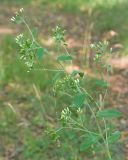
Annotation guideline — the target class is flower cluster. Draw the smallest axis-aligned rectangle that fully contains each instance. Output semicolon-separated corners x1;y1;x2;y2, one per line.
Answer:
77;107;83;114
61;107;71;121
53;25;66;45
54;75;78;93
15;34;24;46
90;41;111;62
15;33;35;69
11;8;24;23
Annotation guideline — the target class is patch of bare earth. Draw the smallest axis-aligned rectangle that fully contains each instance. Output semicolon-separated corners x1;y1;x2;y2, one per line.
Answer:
0;28;15;35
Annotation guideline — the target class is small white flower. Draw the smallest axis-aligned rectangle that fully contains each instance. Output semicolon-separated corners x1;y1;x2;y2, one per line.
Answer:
11;17;15;22
75;79;79;84
20;8;24;13
77;108;83;114
19;34;24;38
90;44;95;48
61;107;71;120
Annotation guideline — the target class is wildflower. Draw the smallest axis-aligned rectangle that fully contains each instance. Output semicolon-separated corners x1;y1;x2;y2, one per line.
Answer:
11;17;16;22
15;34;24;43
90;44;95;49
61;107;71;121
20;8;24;13
77;108;83;114
74;79;79;84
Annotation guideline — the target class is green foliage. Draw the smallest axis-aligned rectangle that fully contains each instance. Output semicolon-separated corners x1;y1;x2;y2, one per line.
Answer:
57;55;73;61
90;41;112;64
11;8;24;24
54;75;78;94
97;109;121;119
80;134;100;151
37;48;44;60
15;34;36;68
71;70;84;78
10;8;122;160
53;25;66;45
73;93;86;108
94;79;109;88
108;131;121;144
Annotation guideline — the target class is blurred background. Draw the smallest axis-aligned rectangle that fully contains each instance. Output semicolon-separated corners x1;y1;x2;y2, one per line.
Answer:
0;0;128;160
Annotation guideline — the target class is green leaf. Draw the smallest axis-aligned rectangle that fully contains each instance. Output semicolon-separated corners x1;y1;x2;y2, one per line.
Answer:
57;55;73;61
70;52;79;55
52;72;62;83
80;134;100;151
73;93;85;108
32;28;38;38
95;79;108;88
108;131;121;144
37;48;44;60
71;70;84;78
97;109;121;119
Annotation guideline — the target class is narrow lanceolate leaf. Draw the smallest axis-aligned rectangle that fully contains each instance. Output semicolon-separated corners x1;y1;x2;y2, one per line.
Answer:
37;48;44;60
71;70;84;78
32;27;38;38
80;134;100;151
95;79;108;88
57;55;73;61
97;109;121;119
73;93;85;108
52;72;62;83
108;131;121;144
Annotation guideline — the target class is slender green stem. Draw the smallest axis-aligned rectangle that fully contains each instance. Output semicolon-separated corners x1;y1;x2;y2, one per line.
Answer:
33;68;64;72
